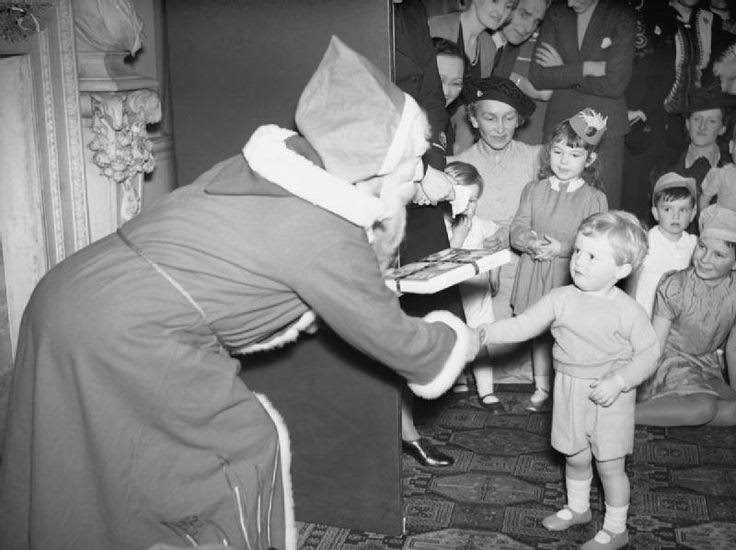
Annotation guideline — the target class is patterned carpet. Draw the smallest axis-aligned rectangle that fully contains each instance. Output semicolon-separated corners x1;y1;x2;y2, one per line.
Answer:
296;384;736;549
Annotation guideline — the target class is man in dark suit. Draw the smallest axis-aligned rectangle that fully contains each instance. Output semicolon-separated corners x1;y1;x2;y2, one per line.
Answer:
529;0;637;209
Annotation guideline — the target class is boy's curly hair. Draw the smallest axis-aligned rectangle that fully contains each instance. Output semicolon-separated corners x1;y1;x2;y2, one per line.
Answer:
577;210;649;270
538;120;603;190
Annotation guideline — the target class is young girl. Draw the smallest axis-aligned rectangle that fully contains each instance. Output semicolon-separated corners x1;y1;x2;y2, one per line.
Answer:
478;211;658;550
636;204;736;427
509;108;609;410
444;161;502;409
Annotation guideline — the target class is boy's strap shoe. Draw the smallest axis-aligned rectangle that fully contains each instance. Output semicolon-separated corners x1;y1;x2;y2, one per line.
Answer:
581;528;629;550
541;506;592;531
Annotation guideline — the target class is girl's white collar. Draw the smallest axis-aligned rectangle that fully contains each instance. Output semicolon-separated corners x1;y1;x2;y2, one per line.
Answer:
549;175;585;192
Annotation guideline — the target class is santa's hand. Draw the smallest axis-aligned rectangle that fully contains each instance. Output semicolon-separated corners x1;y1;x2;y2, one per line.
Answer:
419;166;455;204
589;373;626;407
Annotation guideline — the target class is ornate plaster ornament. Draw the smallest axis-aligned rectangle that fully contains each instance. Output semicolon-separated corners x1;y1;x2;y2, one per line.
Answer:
89;89;161;221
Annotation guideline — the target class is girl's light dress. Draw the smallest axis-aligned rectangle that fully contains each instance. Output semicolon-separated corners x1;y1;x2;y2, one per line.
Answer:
509;178;608;313
638;268;736;401
444;215;499;327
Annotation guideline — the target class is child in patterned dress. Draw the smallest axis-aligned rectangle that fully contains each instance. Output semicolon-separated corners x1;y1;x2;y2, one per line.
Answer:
478;211;659;550
637;204;736;427
509;108;609;410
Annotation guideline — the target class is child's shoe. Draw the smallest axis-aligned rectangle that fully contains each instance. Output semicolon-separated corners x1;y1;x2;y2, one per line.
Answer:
525;388;550;412
581;528;629;550
478;393;504;412
452;374;470;393
541;506;592;531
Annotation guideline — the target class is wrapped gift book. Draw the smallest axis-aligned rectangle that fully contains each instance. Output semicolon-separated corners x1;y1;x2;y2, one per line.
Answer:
384;248;512;294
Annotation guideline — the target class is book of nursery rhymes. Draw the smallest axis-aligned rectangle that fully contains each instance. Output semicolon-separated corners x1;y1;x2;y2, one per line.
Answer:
384;248;512;294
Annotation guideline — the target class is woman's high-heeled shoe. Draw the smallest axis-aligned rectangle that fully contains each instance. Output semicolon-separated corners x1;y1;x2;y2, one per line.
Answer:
402;438;454;467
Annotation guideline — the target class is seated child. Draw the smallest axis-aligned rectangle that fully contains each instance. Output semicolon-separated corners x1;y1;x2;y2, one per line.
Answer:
444;161;503;410
636;204;736;427
699;121;736;211
478;211;659;550
627;172;697;317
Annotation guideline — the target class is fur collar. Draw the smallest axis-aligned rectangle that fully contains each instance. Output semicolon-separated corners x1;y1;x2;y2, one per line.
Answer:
243;125;390;230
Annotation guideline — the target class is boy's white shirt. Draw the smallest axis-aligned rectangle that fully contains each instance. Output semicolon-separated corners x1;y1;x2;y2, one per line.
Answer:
631;225;697;317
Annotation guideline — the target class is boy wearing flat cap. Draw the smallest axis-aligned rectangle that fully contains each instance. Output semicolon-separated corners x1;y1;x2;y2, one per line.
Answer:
628;172;698;317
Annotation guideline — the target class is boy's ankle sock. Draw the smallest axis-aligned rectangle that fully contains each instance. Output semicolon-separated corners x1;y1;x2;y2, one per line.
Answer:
601;503;628;534
533;375;550;392
566;476;592;514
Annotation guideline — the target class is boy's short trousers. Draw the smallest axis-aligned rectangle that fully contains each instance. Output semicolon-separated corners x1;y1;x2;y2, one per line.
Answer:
551;372;635;461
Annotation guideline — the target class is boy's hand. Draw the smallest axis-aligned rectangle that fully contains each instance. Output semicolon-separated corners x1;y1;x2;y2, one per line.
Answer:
477;323;492;346
465;324;481;361
589;373;626;407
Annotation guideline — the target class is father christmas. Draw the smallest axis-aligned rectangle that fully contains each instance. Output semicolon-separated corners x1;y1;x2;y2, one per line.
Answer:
0;37;480;550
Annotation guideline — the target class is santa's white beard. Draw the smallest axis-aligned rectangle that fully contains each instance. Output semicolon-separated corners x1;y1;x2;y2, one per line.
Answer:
371;205;407;273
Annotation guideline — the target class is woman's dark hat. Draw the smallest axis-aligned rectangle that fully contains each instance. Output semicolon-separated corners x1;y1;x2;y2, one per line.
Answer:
465;76;535;118
676;83;736;114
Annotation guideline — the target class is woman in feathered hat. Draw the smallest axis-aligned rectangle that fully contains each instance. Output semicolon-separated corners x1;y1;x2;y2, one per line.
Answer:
451;76;543;404
0;37;480;550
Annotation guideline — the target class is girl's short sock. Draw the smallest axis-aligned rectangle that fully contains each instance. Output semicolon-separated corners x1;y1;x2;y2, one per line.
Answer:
602;502;628;534
566;476;592;514
534;375;551;393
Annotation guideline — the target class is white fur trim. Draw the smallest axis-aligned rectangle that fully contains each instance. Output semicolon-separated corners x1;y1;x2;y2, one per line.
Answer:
377;93;422;175
243;125;389;229
235;310;317;355
254;393;296;550
408;310;473;399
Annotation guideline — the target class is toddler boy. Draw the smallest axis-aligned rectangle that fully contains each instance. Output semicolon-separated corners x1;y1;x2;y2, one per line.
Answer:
628;172;697;317
478;211;659;550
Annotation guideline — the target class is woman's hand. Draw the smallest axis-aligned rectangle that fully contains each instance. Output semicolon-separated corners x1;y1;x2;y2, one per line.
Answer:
589;373;626;407
417;166;455;204
534;42;564;68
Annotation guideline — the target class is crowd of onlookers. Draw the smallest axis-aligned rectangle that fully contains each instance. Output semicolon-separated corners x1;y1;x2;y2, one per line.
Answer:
407;0;736;409
393;3;736;547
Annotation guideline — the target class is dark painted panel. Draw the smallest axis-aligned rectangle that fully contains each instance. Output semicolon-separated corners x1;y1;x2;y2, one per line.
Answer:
165;0;392;186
